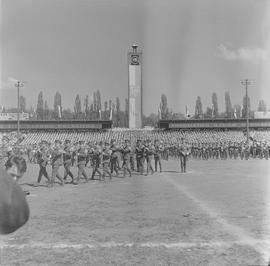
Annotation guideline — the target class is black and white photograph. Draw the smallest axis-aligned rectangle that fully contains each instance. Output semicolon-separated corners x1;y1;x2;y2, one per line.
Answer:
0;0;270;265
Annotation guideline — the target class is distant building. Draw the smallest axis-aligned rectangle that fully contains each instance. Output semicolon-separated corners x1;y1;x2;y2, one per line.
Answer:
254;111;270;119
0;113;29;121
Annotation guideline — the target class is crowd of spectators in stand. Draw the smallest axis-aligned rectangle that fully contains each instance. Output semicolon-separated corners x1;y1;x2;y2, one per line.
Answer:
1;129;270;148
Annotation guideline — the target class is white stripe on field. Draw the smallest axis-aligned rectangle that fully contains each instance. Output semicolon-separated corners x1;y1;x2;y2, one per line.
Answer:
165;176;270;263
1;240;270;250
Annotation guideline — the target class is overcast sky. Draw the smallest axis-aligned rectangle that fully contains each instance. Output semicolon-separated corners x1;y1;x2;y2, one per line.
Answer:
1;0;270;115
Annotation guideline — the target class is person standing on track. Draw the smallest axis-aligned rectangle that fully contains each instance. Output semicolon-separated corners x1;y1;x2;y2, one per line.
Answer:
178;138;190;173
154;139;163;173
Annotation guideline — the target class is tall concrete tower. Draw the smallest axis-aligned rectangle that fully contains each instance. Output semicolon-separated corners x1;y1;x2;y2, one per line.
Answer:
128;45;142;128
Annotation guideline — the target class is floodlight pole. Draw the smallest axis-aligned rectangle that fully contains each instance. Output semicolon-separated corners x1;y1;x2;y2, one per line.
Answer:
241;79;251;143
15;81;24;139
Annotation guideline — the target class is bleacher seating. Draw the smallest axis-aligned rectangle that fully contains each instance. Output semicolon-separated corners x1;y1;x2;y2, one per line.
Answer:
1;129;270;147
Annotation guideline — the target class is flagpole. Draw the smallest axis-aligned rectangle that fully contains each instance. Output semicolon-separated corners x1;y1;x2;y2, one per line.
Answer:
15;81;24;140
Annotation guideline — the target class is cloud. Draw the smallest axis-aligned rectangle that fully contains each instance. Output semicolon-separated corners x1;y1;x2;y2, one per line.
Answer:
216;44;268;62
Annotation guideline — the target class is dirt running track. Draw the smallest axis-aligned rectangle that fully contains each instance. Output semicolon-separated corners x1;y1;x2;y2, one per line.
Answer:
0;159;270;265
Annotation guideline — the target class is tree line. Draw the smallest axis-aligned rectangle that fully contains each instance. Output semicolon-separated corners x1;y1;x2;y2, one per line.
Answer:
159;92;268;120
1;90;269;127
2;90;128;127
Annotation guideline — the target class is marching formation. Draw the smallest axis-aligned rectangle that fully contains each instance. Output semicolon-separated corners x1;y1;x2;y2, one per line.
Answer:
190;140;270;160
1;129;270;189
3;137;175;188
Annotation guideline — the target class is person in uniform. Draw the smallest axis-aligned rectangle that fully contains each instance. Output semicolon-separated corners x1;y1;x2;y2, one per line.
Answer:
121;139;132;177
178;138;190;173
257;141;263;159
76;140;89;184
91;145;103;180
154;139;163;172
63;139;76;184
35;142;50;186
102;142;112;179
239;141;245;160
135;139;144;175
263;141;269;160
110;139;119;177
71;142;77;166
144;139;154;175
163;143;169;161
130;143;136;171
251;141;257;159
50;140;65;187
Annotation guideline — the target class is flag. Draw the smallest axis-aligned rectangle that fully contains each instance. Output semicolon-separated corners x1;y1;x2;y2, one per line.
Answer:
109;108;113;120
185;105;190;119
234;108;237;119
58;105;62;119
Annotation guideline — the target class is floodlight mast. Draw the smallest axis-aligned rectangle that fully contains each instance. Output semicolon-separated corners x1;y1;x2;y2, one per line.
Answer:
14;81;24;140
241;79;251;144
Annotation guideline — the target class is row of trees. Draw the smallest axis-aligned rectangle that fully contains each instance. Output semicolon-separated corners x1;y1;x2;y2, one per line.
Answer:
20;90;128;127
1;90;269;127
159;92;268;120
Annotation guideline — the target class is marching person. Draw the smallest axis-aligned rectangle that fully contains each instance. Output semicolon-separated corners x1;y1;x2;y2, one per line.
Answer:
35;142;50;186
50;139;65;187
110;139;119;177
91;145;103;180
76;140;89;184
178;138;190;173
102;142;112;179
144;139;154;176
63;139;76;184
130;144;136;171
135;139;145;175
121;139;132;177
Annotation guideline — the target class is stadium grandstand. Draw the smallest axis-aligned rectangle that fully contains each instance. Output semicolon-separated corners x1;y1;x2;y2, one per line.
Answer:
1;129;270;147
1;118;270;147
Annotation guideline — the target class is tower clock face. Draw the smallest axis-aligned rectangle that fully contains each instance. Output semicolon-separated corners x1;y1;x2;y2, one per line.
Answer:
131;55;139;65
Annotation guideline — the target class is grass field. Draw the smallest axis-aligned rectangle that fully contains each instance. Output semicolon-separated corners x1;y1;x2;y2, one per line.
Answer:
1;158;270;266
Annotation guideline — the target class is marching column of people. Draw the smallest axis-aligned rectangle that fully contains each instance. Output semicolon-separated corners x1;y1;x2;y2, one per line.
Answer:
1;138;175;188
2;132;270;189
